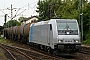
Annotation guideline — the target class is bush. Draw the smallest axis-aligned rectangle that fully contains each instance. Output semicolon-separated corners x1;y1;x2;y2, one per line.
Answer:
83;30;90;44
82;40;90;44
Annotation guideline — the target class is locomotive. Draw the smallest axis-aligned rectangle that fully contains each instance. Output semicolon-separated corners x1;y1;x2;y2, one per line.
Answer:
4;19;81;55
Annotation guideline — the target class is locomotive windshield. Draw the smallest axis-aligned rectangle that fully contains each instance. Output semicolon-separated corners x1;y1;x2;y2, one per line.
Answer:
57;23;77;30
56;20;78;35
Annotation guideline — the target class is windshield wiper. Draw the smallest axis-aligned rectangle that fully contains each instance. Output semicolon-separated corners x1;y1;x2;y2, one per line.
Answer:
63;23;73;32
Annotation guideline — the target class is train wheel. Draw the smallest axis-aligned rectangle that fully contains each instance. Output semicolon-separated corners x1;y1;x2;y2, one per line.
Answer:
38;44;41;49
47;47;52;54
44;46;47;52
53;50;57;55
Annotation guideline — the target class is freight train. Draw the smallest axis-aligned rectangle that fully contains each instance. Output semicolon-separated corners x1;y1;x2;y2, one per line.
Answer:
3;19;81;55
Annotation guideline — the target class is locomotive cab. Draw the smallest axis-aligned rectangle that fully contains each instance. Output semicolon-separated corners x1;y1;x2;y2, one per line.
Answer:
48;19;81;55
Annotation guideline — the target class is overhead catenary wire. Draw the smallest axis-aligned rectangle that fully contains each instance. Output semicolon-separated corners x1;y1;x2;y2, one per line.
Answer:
18;1;38;10
12;8;21;19
0;0;37;15
12;9;26;19
0;0;38;23
12;1;38;16
32;4;37;14
12;1;38;19
0;9;6;14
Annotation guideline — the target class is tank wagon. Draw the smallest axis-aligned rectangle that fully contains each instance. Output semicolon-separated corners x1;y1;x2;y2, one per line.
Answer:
3;19;81;55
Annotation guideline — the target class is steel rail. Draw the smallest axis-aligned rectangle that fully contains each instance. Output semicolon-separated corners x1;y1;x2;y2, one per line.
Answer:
0;45;16;60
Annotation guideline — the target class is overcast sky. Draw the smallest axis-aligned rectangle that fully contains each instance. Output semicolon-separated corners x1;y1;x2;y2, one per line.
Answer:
0;0;38;26
0;0;90;26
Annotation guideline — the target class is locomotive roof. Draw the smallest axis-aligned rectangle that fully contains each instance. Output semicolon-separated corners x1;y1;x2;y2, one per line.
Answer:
33;19;77;26
55;19;77;23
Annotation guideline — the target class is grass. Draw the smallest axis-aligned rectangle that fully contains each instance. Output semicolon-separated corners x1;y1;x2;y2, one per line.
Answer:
0;37;13;45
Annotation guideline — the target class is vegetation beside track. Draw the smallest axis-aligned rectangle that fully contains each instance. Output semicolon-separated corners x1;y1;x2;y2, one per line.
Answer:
82;40;90;45
0;37;13;45
0;37;11;60
82;30;90;45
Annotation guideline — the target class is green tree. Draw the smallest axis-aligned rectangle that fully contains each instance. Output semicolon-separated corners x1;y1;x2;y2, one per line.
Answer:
18;17;25;22
36;0;90;43
36;0;80;20
83;2;90;41
56;0;79;19
36;0;52;21
4;20;21;28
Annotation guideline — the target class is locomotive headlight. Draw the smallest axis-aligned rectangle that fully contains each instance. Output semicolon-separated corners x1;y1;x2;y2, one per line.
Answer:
74;40;79;42
66;32;70;34
76;40;79;42
58;40;63;43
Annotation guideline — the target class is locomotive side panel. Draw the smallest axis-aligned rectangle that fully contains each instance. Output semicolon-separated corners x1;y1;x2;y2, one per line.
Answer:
29;24;53;47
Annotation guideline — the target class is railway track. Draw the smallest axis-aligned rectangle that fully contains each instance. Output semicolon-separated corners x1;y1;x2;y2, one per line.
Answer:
80;45;90;55
0;43;32;60
76;45;90;60
0;44;16;60
1;40;88;60
10;41;80;60
0;43;65;60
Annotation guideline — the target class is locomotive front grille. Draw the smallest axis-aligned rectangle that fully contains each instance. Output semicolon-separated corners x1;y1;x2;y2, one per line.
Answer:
54;44;81;52
65;40;72;42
